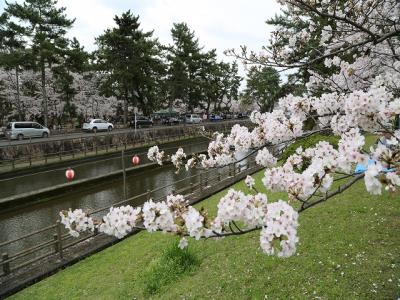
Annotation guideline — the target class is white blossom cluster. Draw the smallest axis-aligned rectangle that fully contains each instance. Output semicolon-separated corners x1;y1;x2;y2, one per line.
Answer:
142;200;177;233
263;136;354;200
99;206;141;239
182;206;213;240
337;128;367;173
255;148;277;168
215;189;268;228
60;209;94;238
171;148;186;171
202;133;235;167
60;190;301;257
260;200;299;257
227;124;253;152
147;146;165;165
245;175;255;189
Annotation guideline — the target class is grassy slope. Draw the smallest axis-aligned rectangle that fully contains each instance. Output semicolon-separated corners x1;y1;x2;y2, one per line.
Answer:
11;134;400;299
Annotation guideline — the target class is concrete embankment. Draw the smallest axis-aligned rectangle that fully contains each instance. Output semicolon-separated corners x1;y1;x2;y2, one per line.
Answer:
0;161;160;210
0;148;207;210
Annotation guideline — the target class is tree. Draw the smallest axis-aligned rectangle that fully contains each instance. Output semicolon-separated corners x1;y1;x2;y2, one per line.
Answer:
201;55;241;114
167;24;241;114
0;11;32;120
0;76;12;123
167;23;204;112
5;0;74;126
95;11;165;124
243;66;281;112
52;38;89;124
62;1;400;260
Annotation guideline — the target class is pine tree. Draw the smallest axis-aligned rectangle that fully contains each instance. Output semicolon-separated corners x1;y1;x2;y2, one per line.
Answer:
243;66;281;113
0;11;31;120
200;51;241;114
5;0;74;126
167;23;204;112
95;11;165;125
52;38;89;125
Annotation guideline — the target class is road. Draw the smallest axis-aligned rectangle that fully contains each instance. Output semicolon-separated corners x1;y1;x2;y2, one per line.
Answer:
0;119;245;147
0;127;138;147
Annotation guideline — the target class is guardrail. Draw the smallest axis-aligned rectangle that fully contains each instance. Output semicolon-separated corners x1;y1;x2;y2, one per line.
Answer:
32;119;241;136
0;155;260;281
0;120;251;173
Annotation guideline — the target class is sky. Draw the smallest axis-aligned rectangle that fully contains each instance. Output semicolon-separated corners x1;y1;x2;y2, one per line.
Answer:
1;0;283;77
54;0;280;58
54;0;283;56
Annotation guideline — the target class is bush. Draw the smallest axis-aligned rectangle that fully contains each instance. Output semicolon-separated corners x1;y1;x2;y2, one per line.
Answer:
142;240;201;295
280;133;340;163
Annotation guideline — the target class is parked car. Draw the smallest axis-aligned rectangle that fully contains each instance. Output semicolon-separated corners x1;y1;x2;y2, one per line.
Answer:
82;119;113;133
162;116;180;126
209;114;223;121
185;114;202;124
221;113;233;119
5;121;50;140
129;116;153;128
237;112;248;119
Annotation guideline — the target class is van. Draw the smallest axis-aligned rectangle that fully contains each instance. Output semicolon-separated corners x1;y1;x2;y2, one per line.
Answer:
5;122;50;140
185;114;202;124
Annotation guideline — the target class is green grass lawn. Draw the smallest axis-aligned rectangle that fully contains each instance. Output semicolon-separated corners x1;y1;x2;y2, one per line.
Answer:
10;133;400;299
10;173;400;299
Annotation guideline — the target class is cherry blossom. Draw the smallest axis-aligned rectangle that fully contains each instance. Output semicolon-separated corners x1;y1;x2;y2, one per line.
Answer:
98;206;141;239
60;209;94;238
62;0;400;258
171;147;186;171
147;146;165;165
245;175;255;189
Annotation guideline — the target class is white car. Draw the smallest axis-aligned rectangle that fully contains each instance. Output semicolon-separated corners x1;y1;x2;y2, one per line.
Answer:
185;114;202;124
82;119;113;133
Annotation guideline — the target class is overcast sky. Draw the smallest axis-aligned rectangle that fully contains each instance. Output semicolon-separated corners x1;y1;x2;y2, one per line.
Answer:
53;0;282;56
1;0;283;77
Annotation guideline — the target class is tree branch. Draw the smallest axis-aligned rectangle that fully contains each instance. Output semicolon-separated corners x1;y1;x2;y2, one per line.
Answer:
298;174;365;212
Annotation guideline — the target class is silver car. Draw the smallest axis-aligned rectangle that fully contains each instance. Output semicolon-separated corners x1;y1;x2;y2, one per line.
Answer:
185;114;202;124
5;122;50;140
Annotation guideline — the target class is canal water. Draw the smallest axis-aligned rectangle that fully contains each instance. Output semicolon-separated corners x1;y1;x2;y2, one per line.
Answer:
0;137;215;260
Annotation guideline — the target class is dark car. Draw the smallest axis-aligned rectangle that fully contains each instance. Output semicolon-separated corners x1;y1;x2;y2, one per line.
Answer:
221;113;233;119
162;116;180;126
237;112;248;119
209;114;223;121
129;116;153;128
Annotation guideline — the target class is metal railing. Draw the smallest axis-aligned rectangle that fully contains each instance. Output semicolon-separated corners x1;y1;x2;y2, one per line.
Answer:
0;155;260;278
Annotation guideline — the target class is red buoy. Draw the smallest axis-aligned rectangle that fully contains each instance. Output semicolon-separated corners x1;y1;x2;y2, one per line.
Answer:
65;168;75;181
132;155;140;166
